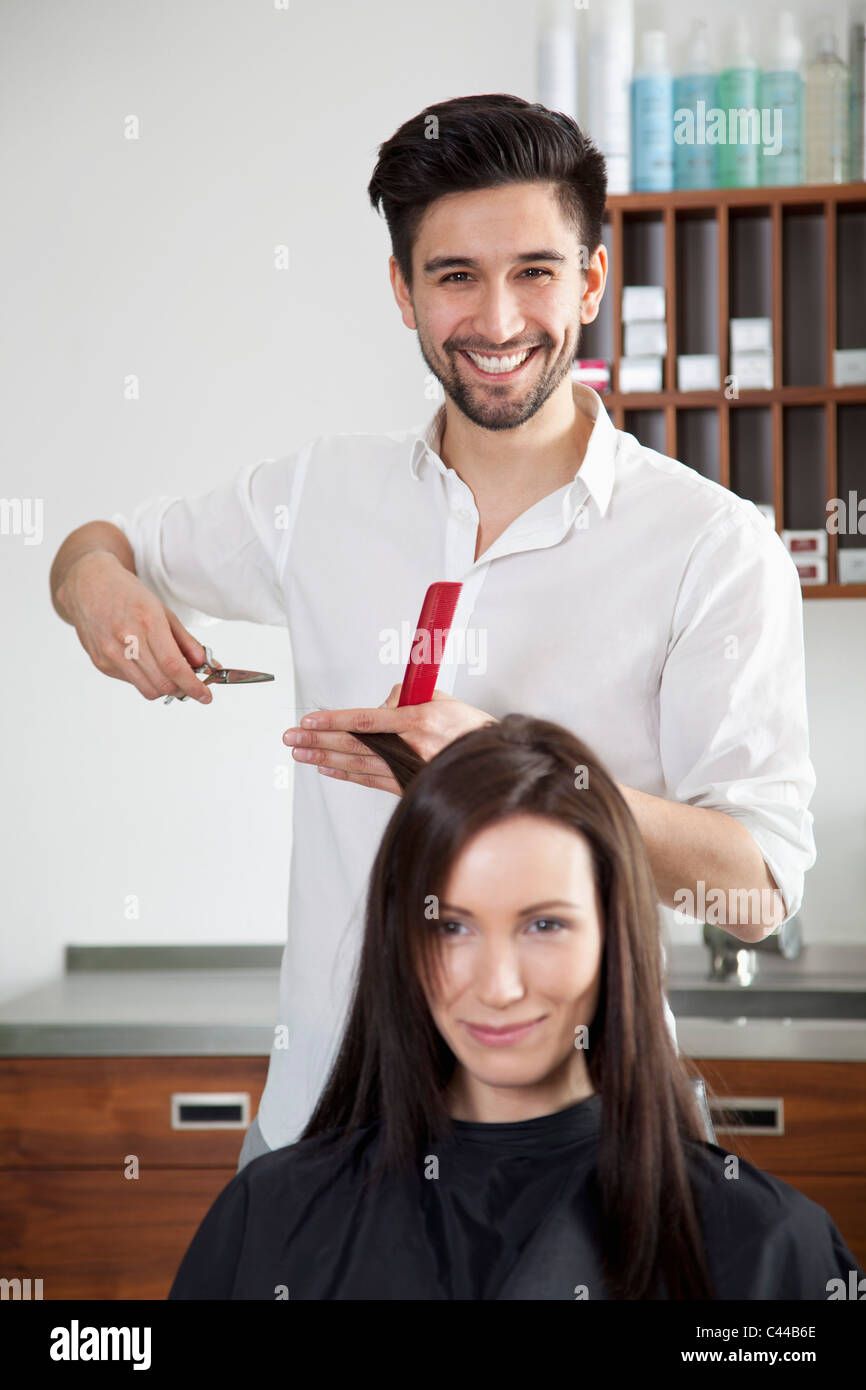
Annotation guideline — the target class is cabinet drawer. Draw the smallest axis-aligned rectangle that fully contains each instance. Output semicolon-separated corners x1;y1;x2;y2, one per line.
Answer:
694;1058;866;1174
0;1167;232;1299
0;1057;268;1167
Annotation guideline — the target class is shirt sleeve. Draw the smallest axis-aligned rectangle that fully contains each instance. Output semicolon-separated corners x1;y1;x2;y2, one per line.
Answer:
658;512;816;926
111;449;311;631
168;1171;250;1300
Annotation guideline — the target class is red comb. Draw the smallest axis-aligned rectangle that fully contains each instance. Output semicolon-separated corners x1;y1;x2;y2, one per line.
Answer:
397;582;463;706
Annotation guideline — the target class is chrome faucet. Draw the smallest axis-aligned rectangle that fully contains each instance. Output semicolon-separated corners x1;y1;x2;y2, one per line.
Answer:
703;914;803;982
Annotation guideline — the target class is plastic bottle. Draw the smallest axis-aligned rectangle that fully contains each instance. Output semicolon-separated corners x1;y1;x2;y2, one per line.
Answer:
717;17;760;187
805;25;850;183
673;20;718;189
536;0;579;122
760;11;804;185
632;30;673;191
587;0;634;194
851;21;866;181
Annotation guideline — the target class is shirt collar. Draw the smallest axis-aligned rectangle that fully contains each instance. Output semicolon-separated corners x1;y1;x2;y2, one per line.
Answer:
409;381;615;520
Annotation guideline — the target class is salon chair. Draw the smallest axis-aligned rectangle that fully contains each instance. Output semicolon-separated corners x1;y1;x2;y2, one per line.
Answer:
691;1076;716;1143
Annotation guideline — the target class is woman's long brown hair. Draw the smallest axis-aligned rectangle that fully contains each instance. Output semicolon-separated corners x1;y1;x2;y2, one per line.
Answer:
300;714;716;1299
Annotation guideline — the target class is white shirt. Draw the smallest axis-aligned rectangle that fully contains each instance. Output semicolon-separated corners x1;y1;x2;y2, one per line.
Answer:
113;381;816;1149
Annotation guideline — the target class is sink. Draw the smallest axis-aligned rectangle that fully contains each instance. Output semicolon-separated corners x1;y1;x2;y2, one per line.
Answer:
668;988;866;1020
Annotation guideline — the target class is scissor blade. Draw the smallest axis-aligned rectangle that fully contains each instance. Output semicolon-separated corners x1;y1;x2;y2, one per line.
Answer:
216;669;274;685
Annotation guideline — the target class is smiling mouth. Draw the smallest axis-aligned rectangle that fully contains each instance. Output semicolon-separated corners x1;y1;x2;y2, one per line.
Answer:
459;345;542;380
461;1015;546;1045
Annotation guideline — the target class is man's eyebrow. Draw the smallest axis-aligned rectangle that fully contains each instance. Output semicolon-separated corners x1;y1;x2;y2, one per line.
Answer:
422;250;567;274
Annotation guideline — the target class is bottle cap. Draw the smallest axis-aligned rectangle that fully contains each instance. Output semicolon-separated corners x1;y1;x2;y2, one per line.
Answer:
777;11;803;69
641;29;668;71
728;15;755;67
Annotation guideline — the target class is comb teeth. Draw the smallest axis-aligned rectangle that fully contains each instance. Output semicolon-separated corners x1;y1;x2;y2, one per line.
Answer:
425;582;461;629
398;581;463;707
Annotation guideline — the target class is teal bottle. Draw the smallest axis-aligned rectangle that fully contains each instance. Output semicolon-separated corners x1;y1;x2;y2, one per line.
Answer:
632;29;673;191
760;11;804;185
673;20;718;188
718;16;760;187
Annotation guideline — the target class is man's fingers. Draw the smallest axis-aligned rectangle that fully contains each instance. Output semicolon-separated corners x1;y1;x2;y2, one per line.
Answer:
318;765;401;795
291;744;390;775
100;647;164;701
145;622;213;703
166;610;209;669
301;704;414;735
286;728;398;756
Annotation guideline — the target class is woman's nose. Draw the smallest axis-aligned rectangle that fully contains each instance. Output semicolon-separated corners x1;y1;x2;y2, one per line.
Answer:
472;944;526;1007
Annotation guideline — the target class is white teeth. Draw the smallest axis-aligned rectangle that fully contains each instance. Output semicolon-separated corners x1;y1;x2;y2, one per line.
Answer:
465;348;533;374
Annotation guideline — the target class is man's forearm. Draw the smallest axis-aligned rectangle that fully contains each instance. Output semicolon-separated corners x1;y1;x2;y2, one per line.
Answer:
50;521;136;623
617;783;786;942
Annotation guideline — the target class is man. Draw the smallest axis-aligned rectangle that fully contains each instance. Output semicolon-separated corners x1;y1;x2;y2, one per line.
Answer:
50;94;815;1170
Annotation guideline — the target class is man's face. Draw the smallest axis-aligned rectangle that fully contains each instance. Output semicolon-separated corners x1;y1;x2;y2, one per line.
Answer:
390;181;605;432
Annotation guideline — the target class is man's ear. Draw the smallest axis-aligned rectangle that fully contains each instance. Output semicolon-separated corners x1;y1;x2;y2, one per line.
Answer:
580;243;607;326
389;255;418;331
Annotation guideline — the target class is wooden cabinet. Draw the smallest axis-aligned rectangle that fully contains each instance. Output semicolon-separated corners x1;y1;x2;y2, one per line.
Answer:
1;1055;862;1297
694;1057;866;1267
0;1057;268;1299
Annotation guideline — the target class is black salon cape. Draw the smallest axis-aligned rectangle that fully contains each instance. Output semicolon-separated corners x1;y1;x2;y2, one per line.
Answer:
169;1095;862;1300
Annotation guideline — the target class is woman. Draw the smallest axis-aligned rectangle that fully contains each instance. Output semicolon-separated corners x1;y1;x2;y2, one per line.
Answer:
170;715;862;1299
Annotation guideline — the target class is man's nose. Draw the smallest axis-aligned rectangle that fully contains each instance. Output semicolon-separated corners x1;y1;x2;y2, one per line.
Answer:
470;285;526;347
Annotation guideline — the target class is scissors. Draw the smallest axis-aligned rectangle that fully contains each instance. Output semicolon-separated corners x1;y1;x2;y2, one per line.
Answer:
164;646;274;703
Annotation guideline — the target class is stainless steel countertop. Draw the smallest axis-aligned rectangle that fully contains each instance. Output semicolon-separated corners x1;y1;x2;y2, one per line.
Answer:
0;943;864;1061
0;946;283;1057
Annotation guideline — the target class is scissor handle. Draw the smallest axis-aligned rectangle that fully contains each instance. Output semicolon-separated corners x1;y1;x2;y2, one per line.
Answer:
164;646;222;703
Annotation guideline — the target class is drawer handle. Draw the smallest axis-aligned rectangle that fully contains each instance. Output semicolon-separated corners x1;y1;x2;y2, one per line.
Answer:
170;1092;251;1130
710;1096;784;1136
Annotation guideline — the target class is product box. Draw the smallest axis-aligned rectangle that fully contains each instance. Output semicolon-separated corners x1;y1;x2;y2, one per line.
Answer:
677;354;720;391
573;359;611;392
618;355;663;393
833;349;866;386
622;285;666;323
782;529;828;557
730;350;774;390
730;317;773;353
838;549;866;584
793;556;828;585
624;320;667;356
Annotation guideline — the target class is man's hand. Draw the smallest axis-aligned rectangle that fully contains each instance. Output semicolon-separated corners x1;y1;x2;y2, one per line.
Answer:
56;551;215;703
282;686;497;795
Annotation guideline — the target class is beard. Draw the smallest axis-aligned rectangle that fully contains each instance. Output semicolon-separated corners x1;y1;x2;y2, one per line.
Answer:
415;316;582;432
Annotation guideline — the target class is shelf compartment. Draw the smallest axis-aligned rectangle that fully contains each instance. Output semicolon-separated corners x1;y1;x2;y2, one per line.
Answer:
782;406;827;530
782;205;827;386
675;210;718;358
623;409;666;455
730;407;774;508
676;408;720;483
836;202;866;354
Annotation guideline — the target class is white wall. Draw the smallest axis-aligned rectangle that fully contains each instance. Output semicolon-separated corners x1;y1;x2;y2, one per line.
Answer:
1;0;863;1006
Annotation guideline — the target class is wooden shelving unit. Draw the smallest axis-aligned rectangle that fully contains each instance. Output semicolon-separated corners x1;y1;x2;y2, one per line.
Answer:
581;183;866;598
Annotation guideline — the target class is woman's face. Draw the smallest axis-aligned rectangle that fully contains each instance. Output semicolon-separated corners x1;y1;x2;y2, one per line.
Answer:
421;813;603;1122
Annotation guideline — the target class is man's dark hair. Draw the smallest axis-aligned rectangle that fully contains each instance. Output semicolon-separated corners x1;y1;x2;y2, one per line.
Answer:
367;93;607;292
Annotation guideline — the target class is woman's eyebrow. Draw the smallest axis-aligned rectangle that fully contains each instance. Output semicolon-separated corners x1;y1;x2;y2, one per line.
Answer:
437;898;582;917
